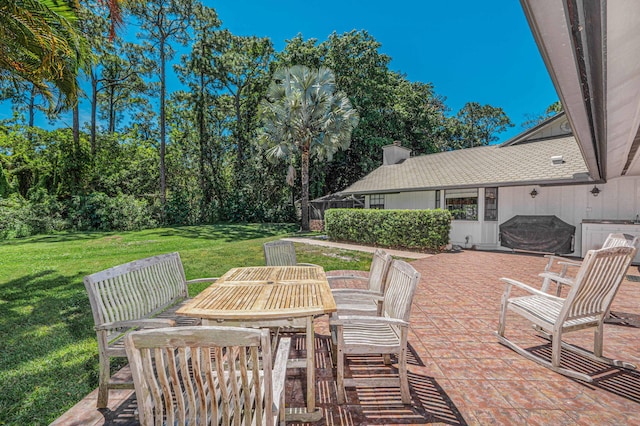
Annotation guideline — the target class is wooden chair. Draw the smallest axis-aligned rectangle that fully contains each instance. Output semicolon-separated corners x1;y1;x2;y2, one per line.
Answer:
263;240;315;266
540;233;639;295
330;260;421;404
497;245;637;382
124;326;291;426
84;252;218;408
328;249;393;315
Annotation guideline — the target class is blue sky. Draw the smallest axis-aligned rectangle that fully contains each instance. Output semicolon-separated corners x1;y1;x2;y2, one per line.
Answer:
211;0;559;142
3;1;559;144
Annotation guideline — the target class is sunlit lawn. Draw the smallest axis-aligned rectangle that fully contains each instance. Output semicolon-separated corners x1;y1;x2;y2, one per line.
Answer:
0;224;373;425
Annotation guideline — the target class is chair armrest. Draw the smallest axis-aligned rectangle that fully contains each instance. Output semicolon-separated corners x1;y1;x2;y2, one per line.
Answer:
95;318;175;331
543;254;575;262
271;337;291;413
297;262;321;267
186;277;218;284
543;254;582;271
331;288;382;297
330;315;408;328
500;278;565;301
327;275;368;283
557;261;581;268
538;272;575;287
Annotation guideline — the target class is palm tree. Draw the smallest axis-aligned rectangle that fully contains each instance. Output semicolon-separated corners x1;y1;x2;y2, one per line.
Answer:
260;65;359;231
0;0;85;107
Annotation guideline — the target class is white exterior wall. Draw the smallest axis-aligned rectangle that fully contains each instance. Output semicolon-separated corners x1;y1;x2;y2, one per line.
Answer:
363;175;640;257
448;188;499;250
497;175;640;256
365;191;435;209
385;191;435;209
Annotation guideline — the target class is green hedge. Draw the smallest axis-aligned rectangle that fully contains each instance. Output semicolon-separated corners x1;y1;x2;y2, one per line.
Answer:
324;208;452;252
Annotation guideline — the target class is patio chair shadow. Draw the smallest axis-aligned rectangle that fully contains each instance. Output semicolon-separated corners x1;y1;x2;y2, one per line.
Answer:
75;334;467;426
529;342;640;404
286;335;466;425
606;311;640;328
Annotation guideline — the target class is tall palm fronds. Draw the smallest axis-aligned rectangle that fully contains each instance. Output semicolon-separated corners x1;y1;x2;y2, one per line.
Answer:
0;0;86;108
260;65;359;230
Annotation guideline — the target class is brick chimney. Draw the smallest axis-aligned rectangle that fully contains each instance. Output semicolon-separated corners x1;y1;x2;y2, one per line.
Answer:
382;141;411;165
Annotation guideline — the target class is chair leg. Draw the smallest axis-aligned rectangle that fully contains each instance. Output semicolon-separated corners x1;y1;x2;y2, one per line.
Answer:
497;302;508;337
336;347;346;404
398;348;410;404
551;331;562;368
594;321;604;358
97;356;110;408
330;324;338;367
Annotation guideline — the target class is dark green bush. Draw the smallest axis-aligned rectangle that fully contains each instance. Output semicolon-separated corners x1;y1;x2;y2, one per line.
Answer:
66;192;157;231
324;208;452;251
0;190;66;239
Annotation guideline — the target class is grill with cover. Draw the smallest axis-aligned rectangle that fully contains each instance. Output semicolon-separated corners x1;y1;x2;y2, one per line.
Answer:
499;215;575;254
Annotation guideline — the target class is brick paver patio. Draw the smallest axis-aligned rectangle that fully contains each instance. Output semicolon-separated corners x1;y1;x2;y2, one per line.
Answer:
52;249;640;425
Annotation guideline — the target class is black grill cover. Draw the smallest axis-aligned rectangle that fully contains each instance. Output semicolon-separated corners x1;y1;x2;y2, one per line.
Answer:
499;215;575;254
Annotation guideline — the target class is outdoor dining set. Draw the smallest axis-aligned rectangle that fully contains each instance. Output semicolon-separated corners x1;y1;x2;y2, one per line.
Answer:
83;235;639;425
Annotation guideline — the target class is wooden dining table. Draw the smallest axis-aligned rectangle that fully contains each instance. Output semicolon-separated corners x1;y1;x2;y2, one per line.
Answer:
176;265;336;422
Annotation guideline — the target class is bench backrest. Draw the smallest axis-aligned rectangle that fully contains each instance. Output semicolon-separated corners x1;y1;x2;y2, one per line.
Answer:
84;252;188;333
125;326;277;426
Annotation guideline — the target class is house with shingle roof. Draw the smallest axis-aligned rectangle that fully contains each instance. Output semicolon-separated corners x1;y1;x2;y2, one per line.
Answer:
340;112;640;261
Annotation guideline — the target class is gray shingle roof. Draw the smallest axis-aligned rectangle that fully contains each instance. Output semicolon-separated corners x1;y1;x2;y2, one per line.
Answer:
342;136;589;194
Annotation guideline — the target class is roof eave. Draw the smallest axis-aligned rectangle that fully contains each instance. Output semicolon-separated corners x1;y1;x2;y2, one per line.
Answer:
519;0;604;181
341;177;592;195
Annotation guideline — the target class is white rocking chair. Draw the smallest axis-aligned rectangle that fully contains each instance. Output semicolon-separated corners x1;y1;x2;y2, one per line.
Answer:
540;233;639;296
497;245;637;382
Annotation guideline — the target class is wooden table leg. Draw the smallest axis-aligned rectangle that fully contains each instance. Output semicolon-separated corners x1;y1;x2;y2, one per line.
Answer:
284;316;323;422
306;316;315;412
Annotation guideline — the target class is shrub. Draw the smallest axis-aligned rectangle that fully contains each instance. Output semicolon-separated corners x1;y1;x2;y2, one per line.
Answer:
0;191;66;239
67;192;157;231
324;208;452;252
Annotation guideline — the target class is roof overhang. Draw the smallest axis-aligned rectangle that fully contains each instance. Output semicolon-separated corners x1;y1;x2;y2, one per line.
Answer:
520;0;640;180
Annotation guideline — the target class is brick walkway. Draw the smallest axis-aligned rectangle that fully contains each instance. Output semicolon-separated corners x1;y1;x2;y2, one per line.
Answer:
52;249;640;425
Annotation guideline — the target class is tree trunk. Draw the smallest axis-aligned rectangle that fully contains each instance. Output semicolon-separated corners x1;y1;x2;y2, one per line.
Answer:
234;91;244;169
27;85;35;142
301;147;310;231
159;38;167;218
197;72;213;222
28;86;35;128
72;104;81;192
108;83;116;134
90;69;98;156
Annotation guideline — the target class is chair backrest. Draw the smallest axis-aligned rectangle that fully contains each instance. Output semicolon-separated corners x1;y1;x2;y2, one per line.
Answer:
367;249;393;293
264;240;298;266
561;245;637;323
84;252;188;334
381;260;421;322
125;326;275;426
602;233;640;249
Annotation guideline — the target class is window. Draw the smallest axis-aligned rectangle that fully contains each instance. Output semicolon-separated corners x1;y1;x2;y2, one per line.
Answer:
369;194;385;209
484;187;498;221
445;189;478;220
435;190;441;209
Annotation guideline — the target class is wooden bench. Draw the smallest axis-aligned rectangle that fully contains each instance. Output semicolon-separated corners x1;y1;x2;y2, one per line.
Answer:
84;252;217;408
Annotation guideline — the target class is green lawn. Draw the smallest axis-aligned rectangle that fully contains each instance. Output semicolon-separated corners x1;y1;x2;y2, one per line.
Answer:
0;224;373;425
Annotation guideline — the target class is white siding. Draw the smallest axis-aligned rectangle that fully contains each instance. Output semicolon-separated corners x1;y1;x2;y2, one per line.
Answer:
362;176;640;257
498;175;640;255
380;191;435;209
